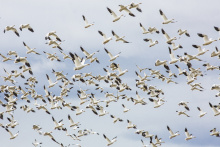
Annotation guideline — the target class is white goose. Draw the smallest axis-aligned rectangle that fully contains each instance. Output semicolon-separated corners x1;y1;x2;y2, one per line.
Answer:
168;47;178;64
211;47;220;57
98;30;112;44
103;134;117;146
112;30;130;43
107;7;124;22
178;29;190;37
128;2;142;12
5;128;19;139
210;128;220;137
167;126;180;139
4;25;19;37
80;46;99;59
0;53;13;62
75;106;85;115
169;42;183;51
23;42;41;55
197;33;217;46
32;139;42;147
82;15;94;28
104;48;121;61
127;119;137;129
143;38;158;47
52;116;64;130
139;23;150;34
119;5;135;17
214;26;220;40
122;104;130;113
149;98;164;108
19;24;34;32
209;102;220;116
45;31;61;41
112;63;128;76
185;128;196;140
161;28;177;44
159;9;176;24
197;107;207;117
69;52;90;70
46;74;58;88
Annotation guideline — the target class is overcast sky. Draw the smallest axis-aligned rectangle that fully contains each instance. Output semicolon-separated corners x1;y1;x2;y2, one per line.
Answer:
0;0;220;147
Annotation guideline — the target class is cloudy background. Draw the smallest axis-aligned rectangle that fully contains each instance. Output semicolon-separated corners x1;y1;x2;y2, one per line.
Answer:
0;0;220;146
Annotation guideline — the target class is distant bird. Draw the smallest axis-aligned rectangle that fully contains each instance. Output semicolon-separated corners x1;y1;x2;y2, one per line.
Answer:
185;128;196;140
45;31;61;41
107;7;124;22
197;33;217;46
178;101;190;111
103;134;117;146
210;128;220;137
197;107;207;117
112;30;130;43
177;29;190;37
46;74;58;88
32;139;42;147
159;9;176;24
5;128;19;139
161;28;177;44
192;44;209;56
149;98;164;108
168;47;178;64
209;102;220;116
4;25;19;37
176;110;190;117
139;23;150;34
82;15;94;28
69;52;90;70
214;26;220;40
127;119;137;129
118;5;135;17
19;24;34;32
98;31;112;44
104;48;121;61
167;125;180;139
122;104;130;113
23;42;40;55
143;38;158;47
169;42;183;51
0;53;13;62
211;47;220;57
128;2;142;12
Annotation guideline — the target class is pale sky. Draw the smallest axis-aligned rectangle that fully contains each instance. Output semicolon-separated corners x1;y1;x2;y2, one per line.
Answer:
0;0;220;147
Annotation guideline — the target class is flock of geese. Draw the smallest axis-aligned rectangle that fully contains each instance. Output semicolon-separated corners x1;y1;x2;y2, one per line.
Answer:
1;1;220;147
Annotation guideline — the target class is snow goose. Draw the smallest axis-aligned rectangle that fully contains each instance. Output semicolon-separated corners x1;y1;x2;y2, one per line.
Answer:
104;48;121;61
209;102;220;116
128;2;142;12
149;98;164;108
167;126;180;139
127;119;137;129
46;74;58;88
107;7;124;22
161;29;177;44
23;42;40;55
97;105;109;116
112;30;130;43
169;42;182;51
155;59;167;67
110;114;123;123
168;47;179;64
176;110;190;117
119;5;135;17
184;52;202;61
203;63;219;71
45;31;61;41
0;53;13;62
32;139;42;147
155;135;165;145
5;128;19;139
80;46;99;60
159;9;176;24
210;128;220;137
185;128;196;140
98;30;112;44
4;25;19;37
211;47;220;57
197;107;207;117
45;40;63;50
103;134;117;146
140;139;148;147
136;65;147;73
112;63;128;76
148;27;160;34
43;131;59;144
75;106;85;115
19;24;34;32
192;44;209;56
142;131;154;138
69;52;90;70
197;33;217;46
177;29;190;37
214;26;220;40
52;116;64;130
178;101;190;111
143;38;158;47
19;65;33;75
122;104;130;113
60;51;71;60
139;23;149;34
14;56;31;67
134;91;147;105
7;51;18;57
82;15;94;28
